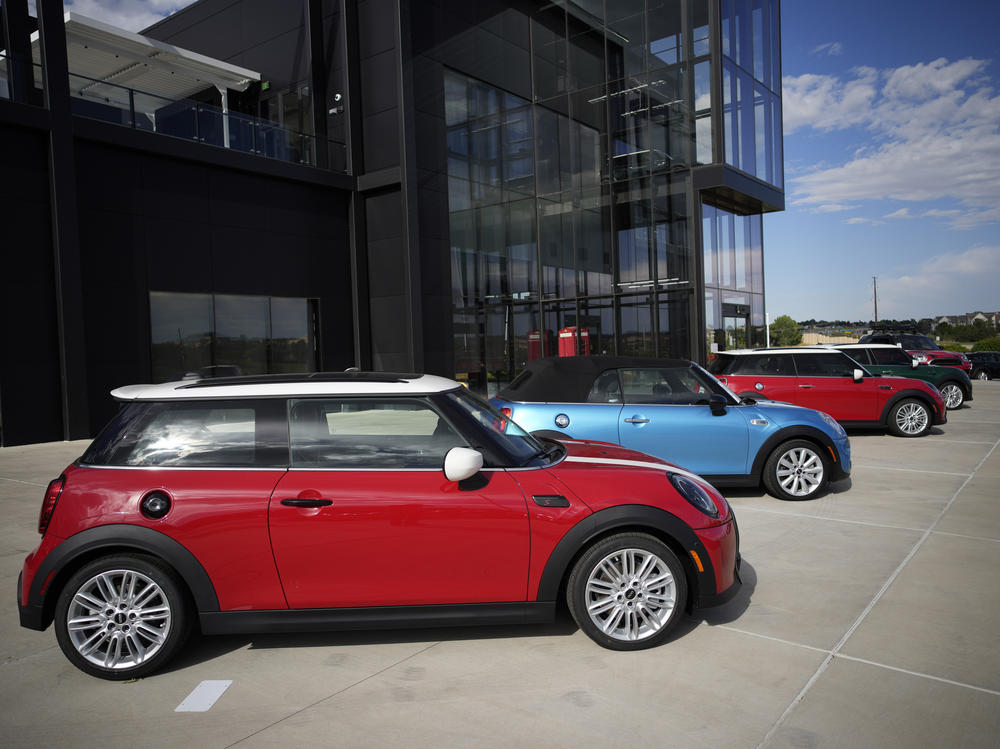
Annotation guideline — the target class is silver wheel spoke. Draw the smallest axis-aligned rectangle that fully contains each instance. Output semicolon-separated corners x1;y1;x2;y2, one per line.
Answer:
67;615;103;632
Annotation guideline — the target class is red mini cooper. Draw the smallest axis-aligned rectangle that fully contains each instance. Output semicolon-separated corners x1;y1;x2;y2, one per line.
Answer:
708;349;947;437
18;373;740;679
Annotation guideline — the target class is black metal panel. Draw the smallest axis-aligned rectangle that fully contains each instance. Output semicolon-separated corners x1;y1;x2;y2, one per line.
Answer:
0;122;63;446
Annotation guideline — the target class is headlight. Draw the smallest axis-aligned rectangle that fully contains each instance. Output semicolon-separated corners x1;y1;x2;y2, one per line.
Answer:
914;354;929;363
818;411;845;436
667;472;720;518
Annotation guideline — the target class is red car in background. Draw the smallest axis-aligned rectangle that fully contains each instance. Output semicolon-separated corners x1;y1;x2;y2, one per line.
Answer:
858;332;972;373
708;348;947;437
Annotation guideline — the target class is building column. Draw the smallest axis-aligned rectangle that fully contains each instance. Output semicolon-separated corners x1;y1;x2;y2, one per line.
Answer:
37;0;90;439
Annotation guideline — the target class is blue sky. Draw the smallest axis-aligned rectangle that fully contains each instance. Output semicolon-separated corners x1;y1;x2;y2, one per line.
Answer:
53;0;1000;322
772;0;1000;322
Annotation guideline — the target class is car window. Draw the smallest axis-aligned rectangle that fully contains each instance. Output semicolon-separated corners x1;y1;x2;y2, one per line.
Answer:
83;399;288;467
901;334;939;351
844;348;873;365
730;353;794;376
793;353;858;377
289;398;467;469
587;369;623;403
620;367;716;405
869;347;912;365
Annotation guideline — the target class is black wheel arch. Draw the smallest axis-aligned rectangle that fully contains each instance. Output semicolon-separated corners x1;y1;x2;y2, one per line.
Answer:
534;505;720;612
880;389;940;425
25;524;218;631
750;425;848;483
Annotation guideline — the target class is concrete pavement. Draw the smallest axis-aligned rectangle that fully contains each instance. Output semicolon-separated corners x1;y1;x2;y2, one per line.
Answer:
1;384;998;748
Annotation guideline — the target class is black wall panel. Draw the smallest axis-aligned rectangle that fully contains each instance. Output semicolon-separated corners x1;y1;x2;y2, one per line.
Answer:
0;123;63;446
72;139;354;435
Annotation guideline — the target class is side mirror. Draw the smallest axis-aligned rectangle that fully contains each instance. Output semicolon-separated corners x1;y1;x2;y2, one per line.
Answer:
443;447;484;482
709;393;727;416
911;358;919;368
853;368;864;383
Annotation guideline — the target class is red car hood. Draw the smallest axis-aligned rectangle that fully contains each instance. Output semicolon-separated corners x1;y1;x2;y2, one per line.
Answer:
540;439;731;527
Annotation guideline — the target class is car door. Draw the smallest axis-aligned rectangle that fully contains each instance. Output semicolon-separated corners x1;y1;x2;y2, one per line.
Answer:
615;367;751;476
792;352;877;421
268;396;530;609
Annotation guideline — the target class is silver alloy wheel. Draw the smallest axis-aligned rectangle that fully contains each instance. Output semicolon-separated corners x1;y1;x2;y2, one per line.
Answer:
940;383;963;409
584;548;676;642
66;569;172;670
894;401;929;435
977;370;989;381
775;446;824;497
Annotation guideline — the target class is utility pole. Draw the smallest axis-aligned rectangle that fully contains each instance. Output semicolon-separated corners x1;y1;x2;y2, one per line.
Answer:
873;276;878;324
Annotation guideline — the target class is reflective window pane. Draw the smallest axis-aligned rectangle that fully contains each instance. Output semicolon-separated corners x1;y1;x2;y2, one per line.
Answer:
150;292;213;382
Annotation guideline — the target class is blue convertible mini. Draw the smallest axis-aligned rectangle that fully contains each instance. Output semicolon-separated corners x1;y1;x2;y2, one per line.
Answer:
490;356;851;500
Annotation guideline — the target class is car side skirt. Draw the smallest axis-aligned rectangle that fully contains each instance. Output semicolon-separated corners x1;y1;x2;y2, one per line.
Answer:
199;602;556;635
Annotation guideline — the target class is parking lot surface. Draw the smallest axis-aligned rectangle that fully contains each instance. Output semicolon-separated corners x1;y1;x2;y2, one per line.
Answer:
2;383;998;748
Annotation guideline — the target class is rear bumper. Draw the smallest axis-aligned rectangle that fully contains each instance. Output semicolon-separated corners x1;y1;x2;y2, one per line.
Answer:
17;573;46;631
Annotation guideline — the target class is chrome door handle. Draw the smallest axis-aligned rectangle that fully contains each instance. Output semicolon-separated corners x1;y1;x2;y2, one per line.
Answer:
624;417;650;424
798;384;814;389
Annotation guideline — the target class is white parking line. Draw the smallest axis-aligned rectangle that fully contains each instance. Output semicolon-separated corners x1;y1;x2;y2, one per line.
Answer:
0;477;47;487
730;505;927;534
175;680;233;712
755;436;1000;749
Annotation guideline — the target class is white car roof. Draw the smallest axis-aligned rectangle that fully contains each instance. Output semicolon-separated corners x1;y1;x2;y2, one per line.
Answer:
111;373;463;401
716;347;842;356
832;343;904;350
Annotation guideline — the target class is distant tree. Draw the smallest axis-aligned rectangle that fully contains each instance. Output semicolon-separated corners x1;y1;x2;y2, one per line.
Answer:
937;322;953;337
918;318;933;334
770;315;802;346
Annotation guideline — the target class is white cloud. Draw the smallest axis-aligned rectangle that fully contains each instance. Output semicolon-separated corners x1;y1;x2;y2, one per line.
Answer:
884;208;911;219
845;217;884;225
63;0;183;32
872;246;1000;318
811;42;844;57
784;58;1000;229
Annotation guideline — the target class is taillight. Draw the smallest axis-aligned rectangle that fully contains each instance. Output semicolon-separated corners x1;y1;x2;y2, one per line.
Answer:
38;476;65;535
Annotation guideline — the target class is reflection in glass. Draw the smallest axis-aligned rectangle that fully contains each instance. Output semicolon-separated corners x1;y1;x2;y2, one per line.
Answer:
150;292;213;382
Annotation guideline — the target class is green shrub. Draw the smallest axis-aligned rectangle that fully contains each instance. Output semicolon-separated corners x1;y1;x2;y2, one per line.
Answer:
972;337;1000;352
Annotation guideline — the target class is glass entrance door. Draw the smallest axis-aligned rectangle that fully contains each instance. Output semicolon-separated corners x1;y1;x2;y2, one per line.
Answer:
722;315;748;350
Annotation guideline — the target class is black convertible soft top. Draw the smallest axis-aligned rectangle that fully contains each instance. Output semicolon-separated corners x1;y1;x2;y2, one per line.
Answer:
497;356;695;403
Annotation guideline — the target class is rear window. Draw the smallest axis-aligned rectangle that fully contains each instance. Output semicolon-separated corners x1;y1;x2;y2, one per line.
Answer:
81;400;288;467
715;353;793;376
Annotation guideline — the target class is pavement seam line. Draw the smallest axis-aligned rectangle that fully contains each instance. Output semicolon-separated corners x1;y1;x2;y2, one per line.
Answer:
730;505;927;534
755;436;1000;749
833;654;1000;697
0;477;48;487
717;626;1000;696
224;641;441;747
851;464;970;477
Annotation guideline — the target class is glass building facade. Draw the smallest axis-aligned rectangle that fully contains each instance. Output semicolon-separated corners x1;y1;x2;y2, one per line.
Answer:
426;0;782;394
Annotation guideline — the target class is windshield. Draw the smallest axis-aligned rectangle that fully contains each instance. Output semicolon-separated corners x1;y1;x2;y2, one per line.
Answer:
691;363;742;403
440;388;546;466
901;334;940;351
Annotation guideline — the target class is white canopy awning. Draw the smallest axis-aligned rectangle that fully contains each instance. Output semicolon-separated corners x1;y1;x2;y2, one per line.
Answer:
31;12;260;101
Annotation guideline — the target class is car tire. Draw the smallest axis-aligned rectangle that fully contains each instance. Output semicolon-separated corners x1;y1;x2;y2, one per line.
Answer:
887;398;932;437
975;369;990;381
762;439;830;501
567;533;687;651
54;554;191;680
939;381;965;409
